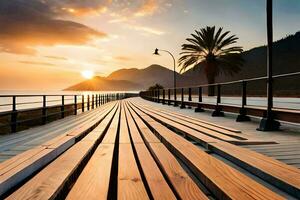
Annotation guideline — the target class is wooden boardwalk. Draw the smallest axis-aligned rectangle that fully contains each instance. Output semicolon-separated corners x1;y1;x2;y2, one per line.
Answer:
0;98;300;199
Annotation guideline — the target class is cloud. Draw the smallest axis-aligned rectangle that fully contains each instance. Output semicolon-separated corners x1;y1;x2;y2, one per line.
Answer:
134;0;158;17
0;0;106;55
114;56;131;61
44;56;68;60
49;0;111;16
128;25;165;35
19;61;55;66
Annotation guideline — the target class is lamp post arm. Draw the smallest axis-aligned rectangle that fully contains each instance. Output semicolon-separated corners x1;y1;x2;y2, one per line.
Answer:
158;49;177;89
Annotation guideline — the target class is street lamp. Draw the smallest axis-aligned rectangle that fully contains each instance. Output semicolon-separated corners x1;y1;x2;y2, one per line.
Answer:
258;0;280;131
153;48;178;106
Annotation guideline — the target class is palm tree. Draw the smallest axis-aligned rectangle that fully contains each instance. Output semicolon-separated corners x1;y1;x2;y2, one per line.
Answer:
179;26;244;96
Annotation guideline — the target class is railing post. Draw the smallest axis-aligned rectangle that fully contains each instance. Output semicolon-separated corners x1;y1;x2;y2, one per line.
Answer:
195;87;204;112
11;96;17;133
157;89;160;103
188;87;192;108
42;95;47;124
95;94;98;107
174;88;178;107
61;95;65;118
82;95;85;112
74;95;77;115
162;89;165;104
180;88;186;109
99;94;101;105
87;95;90;110
92;94;94;109
168;89;171;105
237;81;250;122
212;84;224;116
258;0;280;131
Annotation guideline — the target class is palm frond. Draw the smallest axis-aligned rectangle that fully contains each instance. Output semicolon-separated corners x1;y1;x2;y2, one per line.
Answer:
178;26;244;78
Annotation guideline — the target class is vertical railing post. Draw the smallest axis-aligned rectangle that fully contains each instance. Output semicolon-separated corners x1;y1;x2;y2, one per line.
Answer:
212;84;224;116
11;96;17;133
92;95;94;109
217;84;221;104
168;89;171;105
180;88;186;109
74;95;77;115
99;94;101;105
42;95;47;124
195;87;204;112
87;95;90;110
162;89;165;104
188;87;192;108
61;95;65;118
174;88;178;107
82;95;85;112
258;0;280;131
237;81;250;121
157;89;160;103
95;94;98;107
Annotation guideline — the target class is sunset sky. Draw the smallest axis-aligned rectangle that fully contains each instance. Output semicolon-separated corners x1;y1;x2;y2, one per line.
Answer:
0;0;299;90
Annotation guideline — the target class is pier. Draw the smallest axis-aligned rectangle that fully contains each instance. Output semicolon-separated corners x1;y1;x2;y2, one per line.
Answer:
0;96;299;199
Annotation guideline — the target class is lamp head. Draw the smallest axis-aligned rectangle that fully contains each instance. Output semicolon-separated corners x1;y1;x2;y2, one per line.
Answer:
153;48;160;55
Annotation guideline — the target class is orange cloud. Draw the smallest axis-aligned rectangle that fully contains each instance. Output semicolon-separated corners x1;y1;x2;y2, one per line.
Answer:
0;0;107;55
18;61;55;66
135;0;158;17
115;56;131;61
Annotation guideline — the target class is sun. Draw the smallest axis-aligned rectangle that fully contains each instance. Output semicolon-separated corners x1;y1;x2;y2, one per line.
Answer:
81;70;94;79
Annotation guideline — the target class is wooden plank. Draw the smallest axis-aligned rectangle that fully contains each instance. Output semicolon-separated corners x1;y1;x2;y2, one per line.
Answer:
124;103;176;199
102;104;120;144
209;141;300;199
124;103;144;143
140;102;244;137
66;105;120;199
66;144;115;200
126;102;209;199
118;144;148;200
135;101;241;133
129;102;220;145
82;105;118;142
4;103;119;199
6;141;95;200
149;143;209;200
134;144;176;199
130;103;284;200
0;148;57;197
118;101;148;199
119;104;130;143
126;104;160;143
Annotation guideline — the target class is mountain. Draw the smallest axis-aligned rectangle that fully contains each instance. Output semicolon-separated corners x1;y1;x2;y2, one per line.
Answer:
65;76;142;91
107;64;182;89
65;31;300;95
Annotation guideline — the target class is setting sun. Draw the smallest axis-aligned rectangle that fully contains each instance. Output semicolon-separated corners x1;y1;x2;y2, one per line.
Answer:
81;70;94;79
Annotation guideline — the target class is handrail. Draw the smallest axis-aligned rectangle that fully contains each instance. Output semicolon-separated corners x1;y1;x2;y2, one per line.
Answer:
139;71;300;127
159;71;300;90
0;92;138;134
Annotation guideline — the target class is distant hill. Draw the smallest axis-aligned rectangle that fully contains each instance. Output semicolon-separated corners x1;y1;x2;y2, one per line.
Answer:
65;31;300;95
65;76;141;91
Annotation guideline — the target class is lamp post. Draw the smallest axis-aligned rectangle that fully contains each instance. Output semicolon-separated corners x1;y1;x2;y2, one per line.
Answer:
153;48;178;106
258;0;280;131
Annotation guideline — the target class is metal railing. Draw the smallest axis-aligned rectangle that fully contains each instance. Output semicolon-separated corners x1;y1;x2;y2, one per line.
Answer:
0;93;137;134
140;72;300;125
